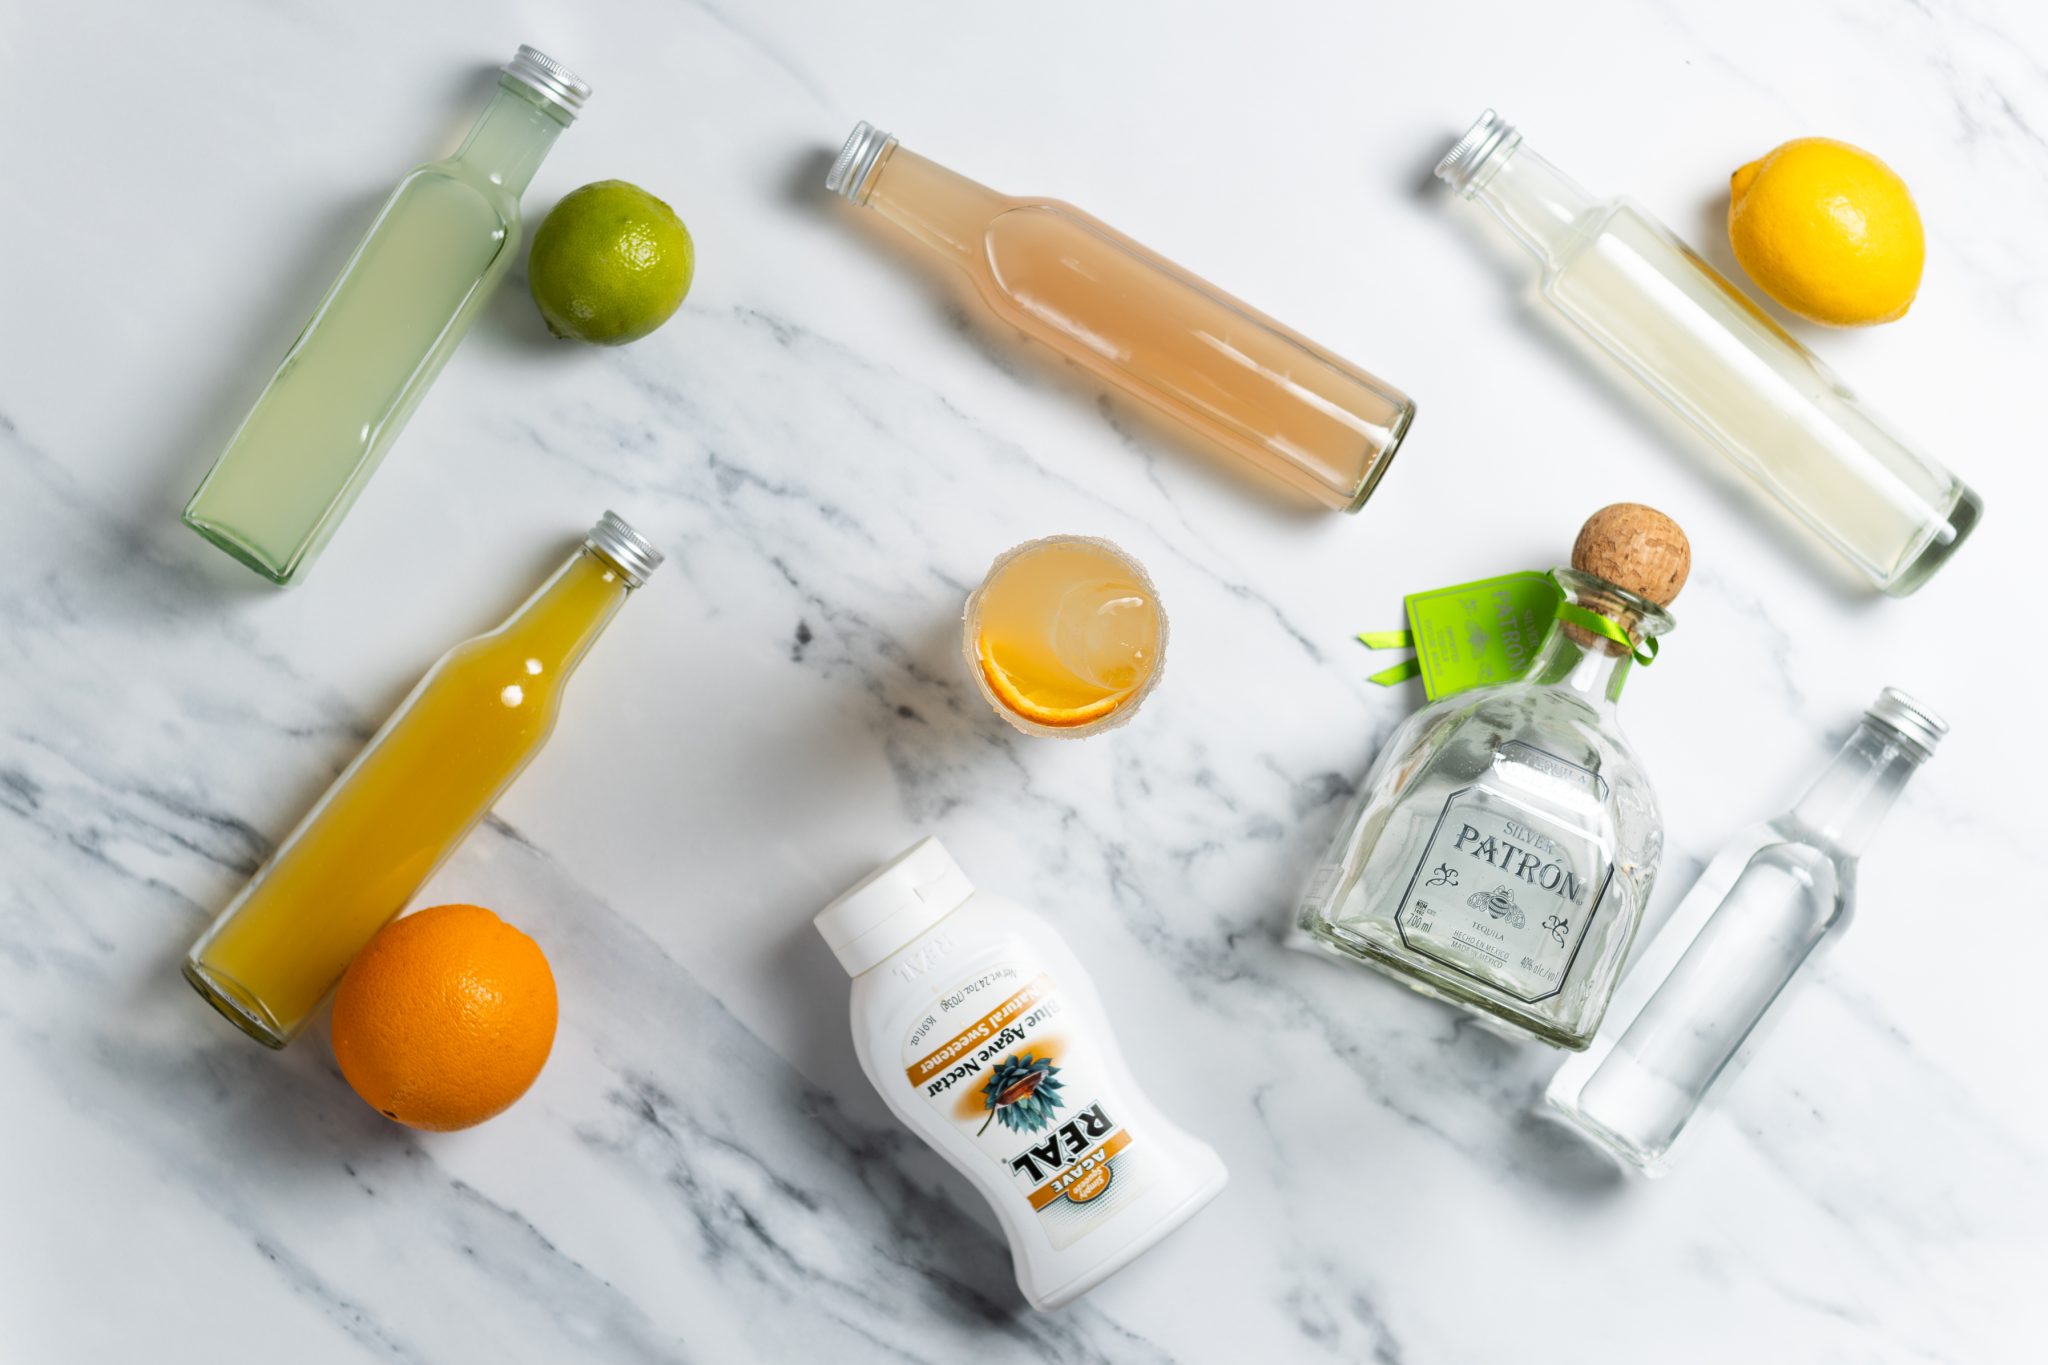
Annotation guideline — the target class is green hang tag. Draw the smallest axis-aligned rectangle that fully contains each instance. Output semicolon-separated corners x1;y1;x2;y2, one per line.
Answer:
1358;572;1564;701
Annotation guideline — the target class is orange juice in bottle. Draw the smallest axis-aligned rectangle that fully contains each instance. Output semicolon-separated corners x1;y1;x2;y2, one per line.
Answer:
183;513;663;1047
965;536;1165;737
828;123;1415;511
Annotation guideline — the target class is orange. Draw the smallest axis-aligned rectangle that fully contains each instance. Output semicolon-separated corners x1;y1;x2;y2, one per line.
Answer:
330;904;558;1131
975;633;1135;728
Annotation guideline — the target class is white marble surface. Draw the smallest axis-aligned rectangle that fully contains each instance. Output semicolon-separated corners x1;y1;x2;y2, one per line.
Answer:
3;1;2044;1360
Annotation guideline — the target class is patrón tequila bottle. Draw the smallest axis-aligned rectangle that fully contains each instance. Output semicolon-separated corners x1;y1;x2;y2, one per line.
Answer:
1297;505;1690;1048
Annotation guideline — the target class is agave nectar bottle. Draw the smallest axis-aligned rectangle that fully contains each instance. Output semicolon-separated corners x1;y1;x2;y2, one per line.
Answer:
816;838;1227;1310
827;122;1414;512
183;47;589;585
1296;505;1690;1049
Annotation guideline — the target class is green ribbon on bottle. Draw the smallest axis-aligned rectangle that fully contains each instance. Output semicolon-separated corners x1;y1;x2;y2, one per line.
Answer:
1356;631;1423;687
1552;600;1660;667
1358;571;1658;701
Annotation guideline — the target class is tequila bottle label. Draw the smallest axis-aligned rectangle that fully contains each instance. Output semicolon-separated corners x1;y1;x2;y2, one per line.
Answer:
1393;742;1614;1002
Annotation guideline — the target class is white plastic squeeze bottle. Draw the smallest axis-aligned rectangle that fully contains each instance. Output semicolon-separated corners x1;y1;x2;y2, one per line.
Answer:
815;838;1227;1310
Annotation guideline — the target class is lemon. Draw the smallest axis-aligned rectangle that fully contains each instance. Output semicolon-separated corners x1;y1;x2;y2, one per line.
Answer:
1727;138;1923;327
529;180;694;345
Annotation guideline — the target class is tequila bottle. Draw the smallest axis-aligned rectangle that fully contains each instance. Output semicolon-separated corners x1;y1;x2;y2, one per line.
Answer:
1296;505;1689;1048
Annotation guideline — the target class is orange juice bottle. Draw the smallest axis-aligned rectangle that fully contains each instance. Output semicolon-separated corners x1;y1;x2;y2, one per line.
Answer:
965;536;1165;737
827;123;1415;511
184;513;663;1047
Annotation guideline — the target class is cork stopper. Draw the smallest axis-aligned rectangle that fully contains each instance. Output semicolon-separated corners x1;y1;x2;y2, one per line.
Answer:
1565;504;1689;653
1571;504;1690;605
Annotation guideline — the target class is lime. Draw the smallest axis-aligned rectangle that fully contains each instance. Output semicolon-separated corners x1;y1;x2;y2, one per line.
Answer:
528;180;694;345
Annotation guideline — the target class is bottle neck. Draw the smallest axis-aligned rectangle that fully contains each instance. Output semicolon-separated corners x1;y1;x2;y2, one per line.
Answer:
451;79;566;200
1786;720;1927;858
860;143;1008;267
497;546;635;675
1465;139;1600;270
1526;618;1633;705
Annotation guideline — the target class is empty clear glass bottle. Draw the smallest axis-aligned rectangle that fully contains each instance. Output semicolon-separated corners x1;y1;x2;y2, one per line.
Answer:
1295;506;1689;1048
1544;689;1944;1173
183;47;589;585
828;123;1415;512
1435;111;1980;596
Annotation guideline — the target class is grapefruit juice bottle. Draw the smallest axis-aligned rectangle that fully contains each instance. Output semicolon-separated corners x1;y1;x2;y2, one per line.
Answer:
182;47;589;585
828;124;1414;511
184;514;662;1047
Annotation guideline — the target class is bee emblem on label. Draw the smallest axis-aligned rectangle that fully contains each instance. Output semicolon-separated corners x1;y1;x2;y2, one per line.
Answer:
1468;884;1526;929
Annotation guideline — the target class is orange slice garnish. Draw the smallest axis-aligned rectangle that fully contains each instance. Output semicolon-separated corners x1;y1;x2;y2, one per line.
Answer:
976;633;1136;729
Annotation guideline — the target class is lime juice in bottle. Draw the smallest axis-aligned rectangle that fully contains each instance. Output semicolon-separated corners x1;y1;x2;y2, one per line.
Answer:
182;46;589;585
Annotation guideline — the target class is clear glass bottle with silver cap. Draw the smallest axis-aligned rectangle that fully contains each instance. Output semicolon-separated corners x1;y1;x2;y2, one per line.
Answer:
1434;110;1980;596
826;122;1414;512
1544;689;1945;1174
183;46;591;585
185;513;661;1047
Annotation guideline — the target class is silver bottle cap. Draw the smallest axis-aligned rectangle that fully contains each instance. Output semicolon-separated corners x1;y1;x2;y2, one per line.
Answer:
585;511;664;587
502;45;591;122
826;120;896;204
1435;108;1518;195
1866;687;1947;758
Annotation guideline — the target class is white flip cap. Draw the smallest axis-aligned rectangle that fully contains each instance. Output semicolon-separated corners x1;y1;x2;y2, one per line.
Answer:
815;837;975;976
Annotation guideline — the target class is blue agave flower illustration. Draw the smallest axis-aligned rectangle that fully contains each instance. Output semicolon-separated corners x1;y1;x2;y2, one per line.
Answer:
976;1052;1064;1135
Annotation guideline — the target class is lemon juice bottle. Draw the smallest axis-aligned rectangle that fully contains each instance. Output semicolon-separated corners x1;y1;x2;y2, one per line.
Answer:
184;513;662;1047
183;47;589;585
1435;110;1980;596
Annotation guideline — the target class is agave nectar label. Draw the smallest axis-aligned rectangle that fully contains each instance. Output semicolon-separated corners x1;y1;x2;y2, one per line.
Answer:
1394;743;1613;1002
903;958;1150;1249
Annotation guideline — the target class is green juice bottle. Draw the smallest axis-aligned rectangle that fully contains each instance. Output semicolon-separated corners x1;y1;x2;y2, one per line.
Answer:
183;46;589;585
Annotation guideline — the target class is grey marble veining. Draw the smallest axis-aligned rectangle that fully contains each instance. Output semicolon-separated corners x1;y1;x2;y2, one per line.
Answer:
3;1;2045;1361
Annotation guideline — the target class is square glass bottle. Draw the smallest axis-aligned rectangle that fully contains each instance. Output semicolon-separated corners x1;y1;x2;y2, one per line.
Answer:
1295;505;1689;1048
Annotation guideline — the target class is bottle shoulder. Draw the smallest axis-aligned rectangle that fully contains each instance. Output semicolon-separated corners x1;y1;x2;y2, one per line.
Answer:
986;198;1109;232
1559;195;1645;242
397;161;520;230
1702;836;1850;935
979;200;1163;290
850;899;1075;1028
1370;681;1660;849
1405;681;1644;769
415;635;565;730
